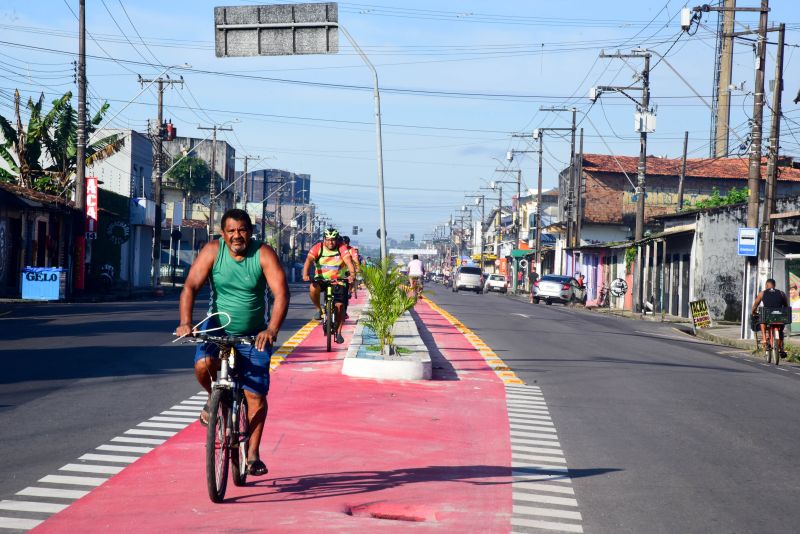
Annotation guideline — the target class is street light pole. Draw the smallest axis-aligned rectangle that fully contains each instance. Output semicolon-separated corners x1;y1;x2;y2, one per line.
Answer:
338;26;388;261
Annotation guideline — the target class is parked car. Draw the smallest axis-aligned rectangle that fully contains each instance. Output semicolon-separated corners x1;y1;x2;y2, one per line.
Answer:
532;275;586;305
452;265;483;293
484;274;507;293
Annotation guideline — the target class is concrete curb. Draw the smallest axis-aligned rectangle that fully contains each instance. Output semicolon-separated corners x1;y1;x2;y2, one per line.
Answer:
342;308;432;380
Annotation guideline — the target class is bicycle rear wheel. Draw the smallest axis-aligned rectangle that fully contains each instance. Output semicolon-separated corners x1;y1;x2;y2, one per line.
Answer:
230;392;250;486
206;388;230;503
773;327;781;366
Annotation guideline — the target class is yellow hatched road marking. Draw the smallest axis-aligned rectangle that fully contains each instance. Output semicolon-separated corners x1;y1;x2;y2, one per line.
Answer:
268;319;318;372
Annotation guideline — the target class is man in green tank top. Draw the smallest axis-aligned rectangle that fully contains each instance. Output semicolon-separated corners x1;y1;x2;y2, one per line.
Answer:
176;209;288;477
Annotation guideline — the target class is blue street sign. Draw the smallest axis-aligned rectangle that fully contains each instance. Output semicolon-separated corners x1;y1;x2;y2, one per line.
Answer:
737;227;758;256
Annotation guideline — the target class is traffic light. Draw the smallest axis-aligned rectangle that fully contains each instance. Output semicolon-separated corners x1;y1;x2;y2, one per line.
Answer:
353;226;358;235
410;233;415;242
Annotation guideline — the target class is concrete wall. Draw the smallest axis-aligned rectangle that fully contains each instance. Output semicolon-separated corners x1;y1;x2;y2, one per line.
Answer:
89;130;152;199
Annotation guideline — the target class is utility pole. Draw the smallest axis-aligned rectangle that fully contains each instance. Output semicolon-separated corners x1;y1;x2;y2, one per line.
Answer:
74;0;87;291
540;107;577;247
140;75;183;287
575;128;584;246
677;131;689;211
197;123;233;238
760;23;785;270
596;49;652;312
234;154;260;210
713;0;737;157
746;0;770;230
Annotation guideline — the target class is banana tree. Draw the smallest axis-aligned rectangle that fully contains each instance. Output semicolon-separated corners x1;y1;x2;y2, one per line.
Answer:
0;89;119;195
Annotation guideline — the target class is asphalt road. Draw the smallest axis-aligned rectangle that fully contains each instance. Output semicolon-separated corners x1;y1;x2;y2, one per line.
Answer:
428;283;800;534
0;285;314;506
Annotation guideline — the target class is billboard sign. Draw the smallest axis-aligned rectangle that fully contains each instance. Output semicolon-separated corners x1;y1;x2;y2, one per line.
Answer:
214;3;338;57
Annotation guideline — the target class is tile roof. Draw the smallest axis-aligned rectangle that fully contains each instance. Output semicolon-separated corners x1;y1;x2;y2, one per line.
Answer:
0;180;76;209
581;153;800;182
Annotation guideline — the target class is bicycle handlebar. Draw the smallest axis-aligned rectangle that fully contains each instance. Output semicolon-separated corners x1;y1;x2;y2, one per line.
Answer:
180;332;254;346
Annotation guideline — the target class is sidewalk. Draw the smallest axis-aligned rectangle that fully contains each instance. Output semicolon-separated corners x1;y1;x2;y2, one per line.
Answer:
31;297;513;533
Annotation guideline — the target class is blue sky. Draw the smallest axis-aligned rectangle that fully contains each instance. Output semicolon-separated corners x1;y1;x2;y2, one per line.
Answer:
2;1;800;246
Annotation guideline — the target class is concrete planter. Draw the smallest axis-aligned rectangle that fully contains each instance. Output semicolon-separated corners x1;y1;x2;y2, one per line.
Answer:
342;310;432;380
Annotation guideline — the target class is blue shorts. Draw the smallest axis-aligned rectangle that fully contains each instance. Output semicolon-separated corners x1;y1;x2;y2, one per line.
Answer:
193;316;271;396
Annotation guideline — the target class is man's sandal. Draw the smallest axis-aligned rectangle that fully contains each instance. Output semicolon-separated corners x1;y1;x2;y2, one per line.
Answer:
247;459;268;476
199;402;209;427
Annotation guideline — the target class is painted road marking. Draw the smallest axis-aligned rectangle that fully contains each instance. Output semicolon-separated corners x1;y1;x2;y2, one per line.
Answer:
0;500;68;513
60;464;124;475
78;453;138;464
0;517;43;530
2;316;337;532
512;517;583;533
16;488;89;500
507;385;584;533
38;475;107;487
514;504;582;521
110;437;165;445
97;444;153;454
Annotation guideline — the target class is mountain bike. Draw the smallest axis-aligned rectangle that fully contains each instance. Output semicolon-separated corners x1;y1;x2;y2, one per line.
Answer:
315;277;342;352
184;332;254;502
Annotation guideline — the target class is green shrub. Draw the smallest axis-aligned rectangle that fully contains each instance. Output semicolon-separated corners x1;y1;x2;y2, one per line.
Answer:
361;257;417;354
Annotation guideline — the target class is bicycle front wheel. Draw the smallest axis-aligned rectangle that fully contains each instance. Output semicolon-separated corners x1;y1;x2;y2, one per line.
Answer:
326;298;334;352
206;388;230;503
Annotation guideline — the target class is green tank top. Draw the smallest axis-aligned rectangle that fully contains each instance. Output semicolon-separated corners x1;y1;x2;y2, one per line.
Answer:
209;239;267;336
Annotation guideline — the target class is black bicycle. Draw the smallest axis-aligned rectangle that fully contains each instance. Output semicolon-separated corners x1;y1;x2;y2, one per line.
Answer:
315;277;342;352
185;332;253;502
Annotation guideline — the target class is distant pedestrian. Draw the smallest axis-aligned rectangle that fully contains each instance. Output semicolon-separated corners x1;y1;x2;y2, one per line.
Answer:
528;265;539;304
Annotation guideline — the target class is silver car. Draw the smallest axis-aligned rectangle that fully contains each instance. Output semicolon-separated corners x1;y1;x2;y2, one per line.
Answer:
452;266;483;294
533;275;586;305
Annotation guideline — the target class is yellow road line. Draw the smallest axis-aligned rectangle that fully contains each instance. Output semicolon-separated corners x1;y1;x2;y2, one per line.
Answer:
269;319;318;371
424;298;524;386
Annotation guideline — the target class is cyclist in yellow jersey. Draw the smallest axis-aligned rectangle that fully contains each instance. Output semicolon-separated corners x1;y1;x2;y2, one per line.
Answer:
303;228;355;343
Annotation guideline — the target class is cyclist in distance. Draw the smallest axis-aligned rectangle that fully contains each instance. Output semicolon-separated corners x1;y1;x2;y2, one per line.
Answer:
303;228;355;344
175;209;288;477
752;278;789;358
407;254;425;293
341;235;359;298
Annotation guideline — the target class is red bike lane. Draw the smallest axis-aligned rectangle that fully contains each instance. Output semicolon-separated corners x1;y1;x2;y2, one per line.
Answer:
32;299;513;533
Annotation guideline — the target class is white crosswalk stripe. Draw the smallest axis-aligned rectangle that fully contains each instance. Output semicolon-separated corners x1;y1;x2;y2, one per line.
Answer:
0;500;68;513
507;385;583;533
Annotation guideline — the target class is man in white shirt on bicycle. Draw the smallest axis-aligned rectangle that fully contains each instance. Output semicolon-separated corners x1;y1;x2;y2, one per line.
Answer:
408;254;425;292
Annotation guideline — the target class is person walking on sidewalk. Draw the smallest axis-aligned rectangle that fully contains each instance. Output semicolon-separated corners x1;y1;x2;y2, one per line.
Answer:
175;208;288;477
303;228;356;344
528;266;539;304
752;278;789;358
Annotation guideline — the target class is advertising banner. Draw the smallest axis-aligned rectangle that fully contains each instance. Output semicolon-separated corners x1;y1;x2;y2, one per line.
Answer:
788;260;800;333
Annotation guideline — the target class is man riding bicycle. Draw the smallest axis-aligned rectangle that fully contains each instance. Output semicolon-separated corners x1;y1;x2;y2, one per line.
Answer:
752;278;789;358
407;254;425;293
176;209;288;477
303;228;355;344
341;235;359;298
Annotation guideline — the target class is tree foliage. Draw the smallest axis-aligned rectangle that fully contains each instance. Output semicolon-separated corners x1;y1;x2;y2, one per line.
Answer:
164;156;212;193
0;89;118;195
683;186;749;211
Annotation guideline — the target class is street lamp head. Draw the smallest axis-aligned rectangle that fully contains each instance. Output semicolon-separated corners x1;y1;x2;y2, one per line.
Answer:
589;87;599;102
490;180;497;190
532;128;540;140
506;150;514;162
475;197;481;205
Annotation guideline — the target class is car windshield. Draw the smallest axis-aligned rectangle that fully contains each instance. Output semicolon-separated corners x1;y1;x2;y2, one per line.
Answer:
540;275;571;283
459;267;482;275
489;275;505;281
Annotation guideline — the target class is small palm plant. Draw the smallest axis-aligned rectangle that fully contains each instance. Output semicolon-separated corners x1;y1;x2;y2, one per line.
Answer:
361;257;417;355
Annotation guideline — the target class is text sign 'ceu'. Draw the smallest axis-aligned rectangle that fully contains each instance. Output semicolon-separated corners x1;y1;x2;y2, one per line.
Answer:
737;227;758;257
214;3;338;57
86;175;98;233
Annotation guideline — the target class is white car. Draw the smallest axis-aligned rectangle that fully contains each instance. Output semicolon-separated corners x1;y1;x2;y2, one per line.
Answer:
533;275;586;305
484;274;508;293
452;266;483;293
